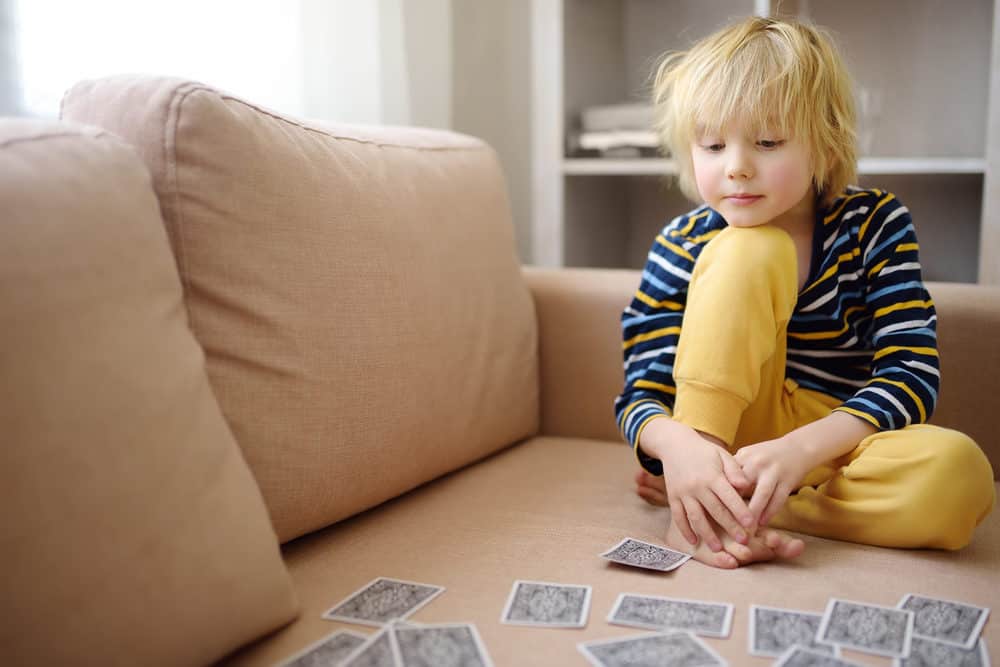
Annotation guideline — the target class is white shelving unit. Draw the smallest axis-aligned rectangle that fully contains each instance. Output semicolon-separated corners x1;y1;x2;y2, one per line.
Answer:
531;0;1000;284
562;157;989;176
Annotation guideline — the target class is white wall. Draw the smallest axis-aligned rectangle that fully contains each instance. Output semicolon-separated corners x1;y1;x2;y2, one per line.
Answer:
300;0;452;129
451;0;534;263
14;0;302;118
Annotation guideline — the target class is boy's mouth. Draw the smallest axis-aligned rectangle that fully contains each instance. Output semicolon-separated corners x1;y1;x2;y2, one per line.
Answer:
725;193;763;205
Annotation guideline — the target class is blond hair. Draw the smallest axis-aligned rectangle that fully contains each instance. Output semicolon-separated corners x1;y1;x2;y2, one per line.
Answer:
651;17;857;207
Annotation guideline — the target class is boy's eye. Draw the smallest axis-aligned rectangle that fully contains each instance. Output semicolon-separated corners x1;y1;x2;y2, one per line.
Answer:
703;143;725;152
758;139;785;149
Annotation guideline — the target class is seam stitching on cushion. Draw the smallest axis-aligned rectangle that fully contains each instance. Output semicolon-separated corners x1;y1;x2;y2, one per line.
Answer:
0;129;115;151
163;82;205;333
215;93;486;153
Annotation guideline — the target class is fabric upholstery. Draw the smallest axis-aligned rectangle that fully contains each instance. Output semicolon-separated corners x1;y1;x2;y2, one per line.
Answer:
61;76;540;543
525;267;1000;479
224;436;1000;667
0;119;298;666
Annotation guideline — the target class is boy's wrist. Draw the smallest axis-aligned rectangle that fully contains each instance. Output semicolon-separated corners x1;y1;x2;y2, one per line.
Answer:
638;415;684;460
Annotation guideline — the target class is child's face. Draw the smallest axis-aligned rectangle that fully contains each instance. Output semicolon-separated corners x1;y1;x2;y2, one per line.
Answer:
690;117;814;229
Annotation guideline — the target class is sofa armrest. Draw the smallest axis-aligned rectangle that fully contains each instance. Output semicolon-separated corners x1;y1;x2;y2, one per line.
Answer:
928;282;1000;478
524;267;638;443
524;268;1000;479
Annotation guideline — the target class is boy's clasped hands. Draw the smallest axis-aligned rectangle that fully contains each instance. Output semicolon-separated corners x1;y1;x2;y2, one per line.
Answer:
637;417;812;568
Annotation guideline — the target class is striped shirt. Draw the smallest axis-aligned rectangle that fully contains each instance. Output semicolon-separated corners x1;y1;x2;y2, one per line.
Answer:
615;187;939;473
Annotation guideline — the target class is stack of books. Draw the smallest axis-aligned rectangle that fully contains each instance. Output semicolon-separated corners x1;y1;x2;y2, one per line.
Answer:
569;102;662;158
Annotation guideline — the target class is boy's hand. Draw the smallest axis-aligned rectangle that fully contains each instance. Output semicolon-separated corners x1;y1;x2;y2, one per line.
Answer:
734;412;877;527
640;418;757;552
733;436;814;527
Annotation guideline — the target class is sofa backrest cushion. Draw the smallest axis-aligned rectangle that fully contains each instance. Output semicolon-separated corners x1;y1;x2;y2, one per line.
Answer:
62;76;540;543
0;119;298;665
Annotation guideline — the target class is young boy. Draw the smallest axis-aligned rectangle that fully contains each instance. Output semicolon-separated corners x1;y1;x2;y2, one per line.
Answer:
615;16;995;569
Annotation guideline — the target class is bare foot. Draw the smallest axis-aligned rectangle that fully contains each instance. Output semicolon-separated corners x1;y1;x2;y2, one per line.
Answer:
634;470;668;506
664;509;806;569
634;469;806;568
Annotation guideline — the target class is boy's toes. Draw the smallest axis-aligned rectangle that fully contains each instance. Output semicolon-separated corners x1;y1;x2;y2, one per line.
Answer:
723;541;755;563
637;486;668;506
711;551;739;569
762;528;806;559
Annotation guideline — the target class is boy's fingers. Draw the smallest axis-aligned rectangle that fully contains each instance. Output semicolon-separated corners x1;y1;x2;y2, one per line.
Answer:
701;486;748;544
684;498;722;552
711;478;756;534
748;478;775;524
721;454;751;490
761;484;791;526
669;499;698;546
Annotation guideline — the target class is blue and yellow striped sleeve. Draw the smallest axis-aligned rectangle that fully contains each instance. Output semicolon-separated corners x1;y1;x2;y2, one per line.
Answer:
614;215;701;474
835;198;939;430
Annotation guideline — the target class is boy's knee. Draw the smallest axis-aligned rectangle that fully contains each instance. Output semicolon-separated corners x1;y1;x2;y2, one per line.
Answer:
702;225;797;280
914;428;995;549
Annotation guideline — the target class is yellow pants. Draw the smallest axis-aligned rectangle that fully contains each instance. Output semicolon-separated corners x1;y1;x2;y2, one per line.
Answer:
670;225;995;550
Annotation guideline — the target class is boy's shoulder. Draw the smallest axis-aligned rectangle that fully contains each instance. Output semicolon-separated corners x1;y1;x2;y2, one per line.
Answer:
663;204;727;242
825;186;909;226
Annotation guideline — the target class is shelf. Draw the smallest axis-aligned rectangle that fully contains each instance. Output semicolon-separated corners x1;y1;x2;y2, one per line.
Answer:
561;157;987;176
857;157;986;175
562;158;676;175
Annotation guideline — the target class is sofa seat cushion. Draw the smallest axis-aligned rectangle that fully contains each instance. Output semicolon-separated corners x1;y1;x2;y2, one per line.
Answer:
224;436;998;666
0;119;298;666
61;76;540;544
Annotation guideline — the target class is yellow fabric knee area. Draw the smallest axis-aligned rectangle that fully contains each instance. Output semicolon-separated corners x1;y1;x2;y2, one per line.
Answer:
672;225;798;446
776;425;995;550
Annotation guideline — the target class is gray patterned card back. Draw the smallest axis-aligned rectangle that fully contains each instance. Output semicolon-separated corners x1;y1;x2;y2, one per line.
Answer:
323;577;445;627
599;537;692;572
749;606;837;657
279;629;367;667
341;627;398;667
774;646;865;667
896;636;991;667
500;580;592;627
579;631;725;667
818;599;914;658
899;594;990;650
608;593;734;638
393;624;493;667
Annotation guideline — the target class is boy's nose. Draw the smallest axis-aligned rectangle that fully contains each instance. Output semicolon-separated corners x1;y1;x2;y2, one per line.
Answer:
727;150;753;180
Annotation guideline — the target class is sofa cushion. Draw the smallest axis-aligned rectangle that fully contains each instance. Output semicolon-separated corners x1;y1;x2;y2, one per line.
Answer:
61;76;540;543
222;435;998;666
0;119;298;666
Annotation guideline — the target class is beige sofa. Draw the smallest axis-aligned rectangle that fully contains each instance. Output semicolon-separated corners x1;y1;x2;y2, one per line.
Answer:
2;75;997;667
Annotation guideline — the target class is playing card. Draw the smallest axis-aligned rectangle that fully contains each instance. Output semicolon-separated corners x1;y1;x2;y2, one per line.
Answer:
898;594;990;650
749;605;839;657
578;631;726;667
894;636;991;667
607;593;734;638
278;629;368;667
341;625;400;667
322;577;445;627
774;646;865;667
599;537;692;572
817;598;914;658
392;623;493;667
500;580;592;627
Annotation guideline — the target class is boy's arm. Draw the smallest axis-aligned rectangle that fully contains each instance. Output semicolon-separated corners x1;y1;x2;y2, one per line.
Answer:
834;193;939;431
615;216;702;474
